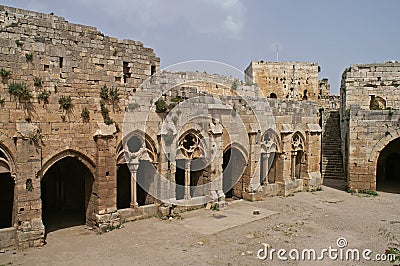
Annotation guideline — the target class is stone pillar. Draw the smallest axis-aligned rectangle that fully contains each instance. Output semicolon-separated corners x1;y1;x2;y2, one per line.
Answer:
93;123;119;232
184;159;191;200
262;153;269;185
130;162;139;208
208;120;223;200
14;123;44;249
291;151;296;179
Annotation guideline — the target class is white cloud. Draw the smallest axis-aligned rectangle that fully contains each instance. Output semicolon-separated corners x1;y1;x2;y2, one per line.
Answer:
82;0;246;39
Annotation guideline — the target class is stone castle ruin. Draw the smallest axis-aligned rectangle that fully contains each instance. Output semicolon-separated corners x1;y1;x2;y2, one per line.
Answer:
0;5;398;249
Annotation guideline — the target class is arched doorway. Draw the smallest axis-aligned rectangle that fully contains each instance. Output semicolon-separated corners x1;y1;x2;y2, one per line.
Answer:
222;147;246;199
0;149;14;229
41;156;94;233
377;138;400;193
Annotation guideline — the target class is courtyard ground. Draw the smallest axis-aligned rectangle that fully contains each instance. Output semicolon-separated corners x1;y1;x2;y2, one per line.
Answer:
1;181;399;265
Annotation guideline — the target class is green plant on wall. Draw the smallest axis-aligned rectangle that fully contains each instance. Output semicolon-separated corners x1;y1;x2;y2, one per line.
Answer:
15;40;23;47
100;100;114;125
231;79;239;90
109;87;119;103
33;76;42;87
58;95;72;110
28;131;43;146
100;85;109;100
155;99;167;113
81;107;90;123
8;82;32;102
0;68;10;79
38;90;50;104
25;53;33;61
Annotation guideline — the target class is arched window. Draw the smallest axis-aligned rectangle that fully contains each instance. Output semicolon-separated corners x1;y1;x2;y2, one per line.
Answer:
291;133;305;179
269;93;277;99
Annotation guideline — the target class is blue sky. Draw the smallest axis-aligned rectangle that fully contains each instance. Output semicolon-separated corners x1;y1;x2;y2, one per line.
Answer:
1;0;399;94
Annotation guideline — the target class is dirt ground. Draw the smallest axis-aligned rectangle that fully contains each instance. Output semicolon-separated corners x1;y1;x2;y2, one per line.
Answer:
1;182;399;266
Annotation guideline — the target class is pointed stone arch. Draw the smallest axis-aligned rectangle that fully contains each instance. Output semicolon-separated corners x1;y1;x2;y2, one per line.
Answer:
260;129;281;184
40;150;95;233
39;149;96;179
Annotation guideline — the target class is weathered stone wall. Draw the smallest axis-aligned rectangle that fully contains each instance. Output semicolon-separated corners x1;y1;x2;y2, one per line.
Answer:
318;78;330;98
245;61;319;101
341;62;400;111
319;95;340;109
346;108;400;190
0;5;323;250
340;62;400;190
0;5;159;248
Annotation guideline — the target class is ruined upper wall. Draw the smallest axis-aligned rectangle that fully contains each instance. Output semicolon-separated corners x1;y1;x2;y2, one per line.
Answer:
0;5;160;163
244;61;319;101
341;62;400;110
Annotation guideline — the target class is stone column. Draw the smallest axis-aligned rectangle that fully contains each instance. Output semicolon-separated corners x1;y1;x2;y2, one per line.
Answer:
130;162;139;208
262;153;269;185
291;151;296;179
14;123;44;248
184;159;191;200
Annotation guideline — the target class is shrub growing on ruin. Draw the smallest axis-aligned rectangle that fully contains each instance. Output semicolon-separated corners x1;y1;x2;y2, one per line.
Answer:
155;99;167;113
231;79;239;90
15;40;23;47
58;95;72;110
104;116;114;125
109;87;119;102
100;85;109;100
33;76;42;87
8;82;32;102
0;68;10;78
100;101;109;117
99;101;114;125
38;90;50;104
81;107;90;123
25;53;33;61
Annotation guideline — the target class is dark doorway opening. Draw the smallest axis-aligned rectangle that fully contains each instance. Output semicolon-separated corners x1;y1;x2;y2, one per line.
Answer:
0;173;14;228
175;160;185;200
137;160;156;206
295;151;303;178
222;147;246;199
377;138;400;193
190;158;207;198
117;164;131;209
41;157;93;233
117;161;155;208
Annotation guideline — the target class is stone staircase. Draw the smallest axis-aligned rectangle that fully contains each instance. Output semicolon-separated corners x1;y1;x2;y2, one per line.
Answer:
322;110;345;180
